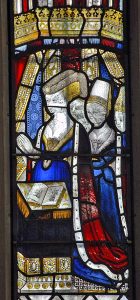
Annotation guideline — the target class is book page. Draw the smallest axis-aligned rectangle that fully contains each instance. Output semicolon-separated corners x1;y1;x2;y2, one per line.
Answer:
27;183;47;205
42;185;63;205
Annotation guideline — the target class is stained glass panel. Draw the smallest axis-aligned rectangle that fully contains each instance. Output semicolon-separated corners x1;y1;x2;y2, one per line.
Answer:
10;0;133;299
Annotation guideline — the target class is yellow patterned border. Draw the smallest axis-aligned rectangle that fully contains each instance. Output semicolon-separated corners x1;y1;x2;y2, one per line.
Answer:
21;54;39;86
15;53;42;123
15;86;31;121
18;252;71;275
101;51;124;79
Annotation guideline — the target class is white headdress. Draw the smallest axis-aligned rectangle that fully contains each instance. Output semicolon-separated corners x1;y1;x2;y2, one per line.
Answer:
88;79;111;113
43;70;88;107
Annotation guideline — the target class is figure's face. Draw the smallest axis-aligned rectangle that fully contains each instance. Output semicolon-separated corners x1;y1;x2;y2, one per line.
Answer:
86;102;107;127
115;111;126;132
70;99;91;132
45;90;67;108
70;99;85;119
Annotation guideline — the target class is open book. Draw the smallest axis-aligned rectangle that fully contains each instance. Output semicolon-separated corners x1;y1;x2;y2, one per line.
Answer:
26;183;64;206
17;182;71;210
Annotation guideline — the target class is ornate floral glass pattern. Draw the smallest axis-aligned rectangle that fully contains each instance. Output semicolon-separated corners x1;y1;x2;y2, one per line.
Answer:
10;0;133;299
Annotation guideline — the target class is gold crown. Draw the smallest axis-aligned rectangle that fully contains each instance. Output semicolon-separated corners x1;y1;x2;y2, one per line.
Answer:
82;7;103;18
50;8;84;37
35;8;50;36
14;12;38;46
102;9;123;41
81;8;103;36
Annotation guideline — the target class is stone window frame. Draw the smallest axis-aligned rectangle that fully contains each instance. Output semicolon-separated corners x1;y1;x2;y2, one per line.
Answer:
0;0;140;299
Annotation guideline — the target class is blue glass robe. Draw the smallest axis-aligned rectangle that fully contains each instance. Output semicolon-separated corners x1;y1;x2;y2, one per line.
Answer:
92;148;125;243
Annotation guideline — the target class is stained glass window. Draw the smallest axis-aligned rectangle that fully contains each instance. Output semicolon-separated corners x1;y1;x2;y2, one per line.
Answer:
10;0;133;299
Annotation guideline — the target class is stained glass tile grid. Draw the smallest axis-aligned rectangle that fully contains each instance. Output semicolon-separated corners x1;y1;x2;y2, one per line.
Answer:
14;50;131;296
